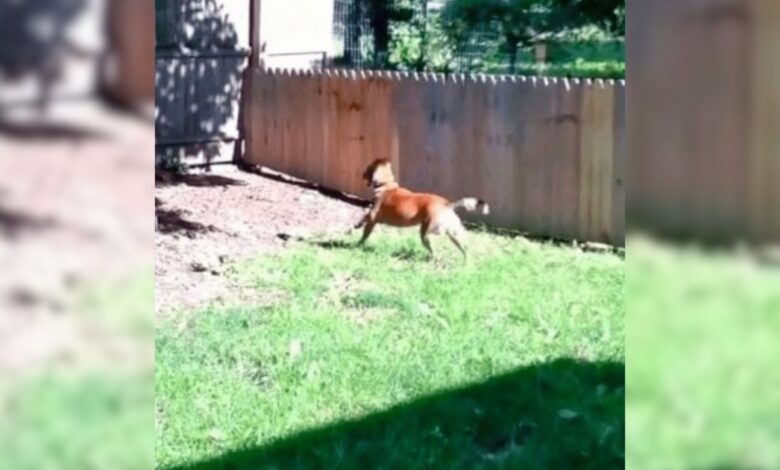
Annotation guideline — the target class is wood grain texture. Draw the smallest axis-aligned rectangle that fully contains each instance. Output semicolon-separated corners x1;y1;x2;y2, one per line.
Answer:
244;69;626;245
627;0;779;243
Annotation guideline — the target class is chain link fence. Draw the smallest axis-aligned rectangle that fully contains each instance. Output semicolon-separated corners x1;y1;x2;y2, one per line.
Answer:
331;0;530;73
329;0;624;78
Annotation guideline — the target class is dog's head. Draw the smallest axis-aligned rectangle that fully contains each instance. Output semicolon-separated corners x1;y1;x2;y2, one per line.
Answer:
362;158;395;187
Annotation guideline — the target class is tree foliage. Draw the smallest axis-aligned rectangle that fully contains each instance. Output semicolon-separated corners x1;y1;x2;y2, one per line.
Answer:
357;0;416;66
442;0;624;71
341;0;625;76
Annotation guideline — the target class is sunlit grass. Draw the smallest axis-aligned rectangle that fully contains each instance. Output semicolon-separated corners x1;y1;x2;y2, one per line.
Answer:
627;237;780;469
0;270;154;470
156;229;624;469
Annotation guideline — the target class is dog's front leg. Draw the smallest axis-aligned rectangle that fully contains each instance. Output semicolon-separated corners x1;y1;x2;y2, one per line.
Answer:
358;219;376;246
354;202;378;230
357;205;380;246
354;211;369;230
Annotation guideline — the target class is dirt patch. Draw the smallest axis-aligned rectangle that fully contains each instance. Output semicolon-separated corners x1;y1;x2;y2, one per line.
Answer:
0;101;154;376
155;165;367;314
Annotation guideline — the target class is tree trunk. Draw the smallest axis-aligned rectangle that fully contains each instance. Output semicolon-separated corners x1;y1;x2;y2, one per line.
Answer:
416;0;428;71
345;0;362;66
369;0;390;67
509;41;519;74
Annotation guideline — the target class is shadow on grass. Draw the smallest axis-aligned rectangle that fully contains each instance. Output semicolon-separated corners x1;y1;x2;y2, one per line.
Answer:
308;239;354;250
307;239;379;254
308;238;490;262
693;466;756;470
465;222;625;258
163;358;624;470
391;246;428;261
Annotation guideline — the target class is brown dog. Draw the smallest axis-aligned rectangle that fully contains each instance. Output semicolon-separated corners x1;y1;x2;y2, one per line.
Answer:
354;158;489;259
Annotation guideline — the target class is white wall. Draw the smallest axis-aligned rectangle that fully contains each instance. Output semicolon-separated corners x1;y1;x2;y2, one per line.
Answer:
259;0;335;69
214;0;251;49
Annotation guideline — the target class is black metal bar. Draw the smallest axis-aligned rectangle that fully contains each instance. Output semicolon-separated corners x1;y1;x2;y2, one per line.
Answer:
155;48;251;59
266;51;328;57
155;135;240;147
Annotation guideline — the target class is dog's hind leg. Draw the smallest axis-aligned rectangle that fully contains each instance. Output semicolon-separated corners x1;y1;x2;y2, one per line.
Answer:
420;221;434;259
447;231;467;261
358;219;376;246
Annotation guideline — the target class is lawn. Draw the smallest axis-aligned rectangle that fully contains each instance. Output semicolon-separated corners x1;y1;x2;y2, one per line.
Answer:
155;227;625;469
627;237;780;469
0;271;155;470
489;40;626;79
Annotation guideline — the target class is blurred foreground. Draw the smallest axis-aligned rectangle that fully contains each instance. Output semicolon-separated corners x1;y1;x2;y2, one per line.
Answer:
0;98;155;469
0;0;154;468
627;235;779;469
627;1;779;466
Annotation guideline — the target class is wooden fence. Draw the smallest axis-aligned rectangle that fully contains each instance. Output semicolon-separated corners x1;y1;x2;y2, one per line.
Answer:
101;0;154;106
244;68;625;245
628;0;780;243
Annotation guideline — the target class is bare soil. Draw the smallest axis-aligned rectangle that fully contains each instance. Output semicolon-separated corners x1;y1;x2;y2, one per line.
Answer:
0;101;154;375
155;165;366;314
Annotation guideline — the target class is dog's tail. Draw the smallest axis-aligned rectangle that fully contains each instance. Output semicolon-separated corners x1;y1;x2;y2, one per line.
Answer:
448;197;489;215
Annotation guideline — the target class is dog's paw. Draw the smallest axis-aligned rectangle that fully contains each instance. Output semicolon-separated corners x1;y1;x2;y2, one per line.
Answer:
430;258;452;270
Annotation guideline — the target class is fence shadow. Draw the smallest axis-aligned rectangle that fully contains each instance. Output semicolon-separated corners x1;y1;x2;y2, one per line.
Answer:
156;169;246;188
155;0;247;167
237;162;371;208
465;222;625;258
0;120;107;141
163;358;624;470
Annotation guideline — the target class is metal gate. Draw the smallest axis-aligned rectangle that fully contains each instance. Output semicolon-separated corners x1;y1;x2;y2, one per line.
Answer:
155;0;250;166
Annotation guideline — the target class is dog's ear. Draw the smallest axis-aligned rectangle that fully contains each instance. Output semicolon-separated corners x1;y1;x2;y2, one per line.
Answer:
362;160;377;186
362;161;375;181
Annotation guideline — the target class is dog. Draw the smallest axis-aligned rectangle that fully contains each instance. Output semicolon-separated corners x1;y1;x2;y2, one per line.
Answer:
354;158;489;259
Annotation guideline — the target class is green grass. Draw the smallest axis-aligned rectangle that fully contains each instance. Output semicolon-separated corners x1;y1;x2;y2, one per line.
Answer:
627;237;780;469
387;14;625;79
0;372;154;470
490;40;626;79
511;59;625;80
156;228;624;469
0;271;155;470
